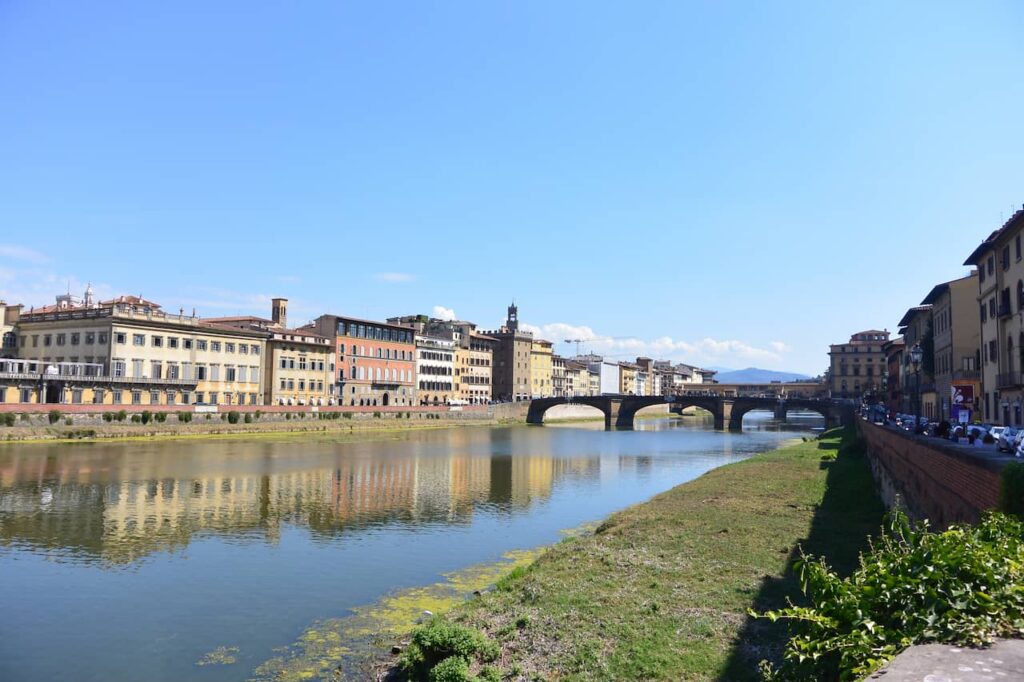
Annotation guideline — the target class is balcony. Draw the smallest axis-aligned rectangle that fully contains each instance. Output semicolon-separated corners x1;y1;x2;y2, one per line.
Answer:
997;372;1024;389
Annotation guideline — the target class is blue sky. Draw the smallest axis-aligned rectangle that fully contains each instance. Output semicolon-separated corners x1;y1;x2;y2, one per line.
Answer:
2;1;1023;375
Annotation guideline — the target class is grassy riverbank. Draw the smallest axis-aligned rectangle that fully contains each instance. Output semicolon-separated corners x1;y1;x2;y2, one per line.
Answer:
388;427;884;681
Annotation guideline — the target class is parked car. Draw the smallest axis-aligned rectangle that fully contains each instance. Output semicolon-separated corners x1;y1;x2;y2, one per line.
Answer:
990;426;1008;441
997;427;1019;452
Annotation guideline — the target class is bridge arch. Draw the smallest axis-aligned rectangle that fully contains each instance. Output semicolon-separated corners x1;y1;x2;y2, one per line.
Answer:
727;398;836;431
526;397;615;428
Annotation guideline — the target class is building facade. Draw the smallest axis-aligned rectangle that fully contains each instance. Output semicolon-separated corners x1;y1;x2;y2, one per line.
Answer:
307;314;416;406
964;208;1024;425
416;335;455;405
7;291;266;406
484;304;533;401
453;328;495;405
827;330;891;399
618;362;638;395
530;339;554;398
921;274;981;422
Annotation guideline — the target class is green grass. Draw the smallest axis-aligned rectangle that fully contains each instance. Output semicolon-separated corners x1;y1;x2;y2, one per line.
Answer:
409;428;883;681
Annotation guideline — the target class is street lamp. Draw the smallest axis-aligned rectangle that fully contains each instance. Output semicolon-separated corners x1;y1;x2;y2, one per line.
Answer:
882;369;890;418
910;343;924;433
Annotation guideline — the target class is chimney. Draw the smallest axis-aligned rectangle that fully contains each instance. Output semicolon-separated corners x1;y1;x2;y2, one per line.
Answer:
272;297;288;328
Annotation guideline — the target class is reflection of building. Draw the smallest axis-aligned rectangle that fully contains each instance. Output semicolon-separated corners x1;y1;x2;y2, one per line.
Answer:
0;433;599;565
7;289;266;406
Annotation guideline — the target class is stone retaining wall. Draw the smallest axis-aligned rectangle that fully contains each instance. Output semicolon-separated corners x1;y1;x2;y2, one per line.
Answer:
858;421;1007;528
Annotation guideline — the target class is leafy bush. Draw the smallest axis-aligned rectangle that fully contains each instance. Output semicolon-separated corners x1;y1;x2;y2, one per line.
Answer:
373;411;382;418
244;413;253;423
177;411;193;423
343;412;353;419
116;410;127;422
999;461;1024;517
20;413;30;421
154;412;167;423
285;412;292;420
48;410;62;424
130;414;142;423
102;412;114;422
758;511;1024;680
1;413;15;427
227;411;240;424
64;417;73;426
254;410;262;420
428;656;471;682
399;618;498;680
140;410;152;425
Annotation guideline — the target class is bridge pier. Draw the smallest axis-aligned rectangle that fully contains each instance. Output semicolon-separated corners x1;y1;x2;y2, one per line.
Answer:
774;404;787;421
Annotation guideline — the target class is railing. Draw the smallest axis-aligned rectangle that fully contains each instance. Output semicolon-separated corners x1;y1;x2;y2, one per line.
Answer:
997;372;1023;389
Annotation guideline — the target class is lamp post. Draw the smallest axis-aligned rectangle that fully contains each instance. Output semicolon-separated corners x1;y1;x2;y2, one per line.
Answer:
910;343;924;433
882;369;890;420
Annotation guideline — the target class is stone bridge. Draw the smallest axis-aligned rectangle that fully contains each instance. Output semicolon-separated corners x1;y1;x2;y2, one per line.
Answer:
526;395;854;431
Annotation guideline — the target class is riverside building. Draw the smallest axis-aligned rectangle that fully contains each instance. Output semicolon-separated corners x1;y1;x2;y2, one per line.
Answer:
5;288;265;406
205;299;334;406
484;303;533;402
827;330;891;399
306;314;416;406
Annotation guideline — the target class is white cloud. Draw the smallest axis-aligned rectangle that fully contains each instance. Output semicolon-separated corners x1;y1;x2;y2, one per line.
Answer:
374;272;415;283
523;320;793;369
0;244;49;264
433;305;457;321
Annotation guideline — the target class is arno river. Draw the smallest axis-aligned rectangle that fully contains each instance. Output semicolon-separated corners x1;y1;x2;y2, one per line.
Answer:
0;412;822;681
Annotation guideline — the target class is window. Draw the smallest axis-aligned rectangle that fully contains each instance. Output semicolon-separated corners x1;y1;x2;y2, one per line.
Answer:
181;392;190;405
195;392;204;404
211;341;221;352
197;339;208;351
133;334;145;346
989;256;995;276
209;392;218;404
210;365;220;381
299;357;308;370
226;343;235;353
195;365;207;381
84;332;95;344
70;333;80;345
43;334;52;346
167;364;179;379
132;390;142;405
93;389;104;404
152;336;163;347
239;344;248;354
113;360;126;377
238;366;247;383
184;338;193;349
168;337;179;349
56;334;66;346
1004;246;1011;270
150;391;160;405
132;359;144;377
226;367;236;382
251;345;260;355
151;361;162;379
166;391;176;405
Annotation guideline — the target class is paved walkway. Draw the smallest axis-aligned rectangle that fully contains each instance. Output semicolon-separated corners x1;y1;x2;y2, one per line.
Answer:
869;640;1024;681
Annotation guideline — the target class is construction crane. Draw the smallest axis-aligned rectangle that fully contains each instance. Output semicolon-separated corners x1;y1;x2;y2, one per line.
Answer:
565;338;585;356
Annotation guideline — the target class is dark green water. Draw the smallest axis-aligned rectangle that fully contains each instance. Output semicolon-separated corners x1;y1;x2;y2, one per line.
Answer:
0;413;822;681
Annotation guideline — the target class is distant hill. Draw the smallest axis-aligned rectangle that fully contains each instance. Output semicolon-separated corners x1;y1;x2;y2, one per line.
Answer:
713;368;812;384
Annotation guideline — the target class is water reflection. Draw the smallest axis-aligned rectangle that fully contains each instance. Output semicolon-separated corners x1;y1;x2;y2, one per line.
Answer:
0;415;821;682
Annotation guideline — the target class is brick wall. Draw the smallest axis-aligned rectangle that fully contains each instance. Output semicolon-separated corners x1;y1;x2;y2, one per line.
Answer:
858;421;1005;528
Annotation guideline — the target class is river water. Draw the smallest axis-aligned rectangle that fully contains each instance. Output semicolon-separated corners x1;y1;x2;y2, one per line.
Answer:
0;413;822;681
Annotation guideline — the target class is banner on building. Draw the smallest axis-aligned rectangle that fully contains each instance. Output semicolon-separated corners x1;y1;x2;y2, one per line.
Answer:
952;384;974;406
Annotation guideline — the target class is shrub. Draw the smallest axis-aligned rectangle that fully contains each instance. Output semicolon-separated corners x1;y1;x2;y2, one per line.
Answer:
48;410;62;424
102;412;114;422
373;411;382;418
116;410;127;422
20;413;30;422
999;461;1024;517
130;414;142;423
343;412;353;419
244;413;253;423
64;417;73;426
758;511;1024;680
428;656;471;682
140;411;152;425
154;412;167;423
285;412;292;420
254;410;262;420
177;411;193;423
1;413;15;427
227;411;240;424
399;618;498;680
205;413;212;420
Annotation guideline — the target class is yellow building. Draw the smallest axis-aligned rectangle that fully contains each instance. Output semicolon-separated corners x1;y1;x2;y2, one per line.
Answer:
454;330;495;405
618;362;638;395
529;338;554;398
206;300;334;406
3;290;266;406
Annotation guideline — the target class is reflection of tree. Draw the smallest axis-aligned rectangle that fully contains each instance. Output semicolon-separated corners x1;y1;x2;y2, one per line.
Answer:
0;434;601;566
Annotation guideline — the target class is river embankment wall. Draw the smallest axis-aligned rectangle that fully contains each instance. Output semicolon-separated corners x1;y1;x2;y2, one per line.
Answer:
0;401;532;441
858;420;1009;527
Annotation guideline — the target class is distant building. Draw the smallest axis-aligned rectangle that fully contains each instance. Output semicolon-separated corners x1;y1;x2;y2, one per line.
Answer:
415;334;455;405
618;362;638;395
205;298;333;406
306;314;416;406
827;330;891;399
530;339;554;398
921;273;980;422
551;355;567;397
0;300;22;358
8;288;266;406
483;303;533;401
